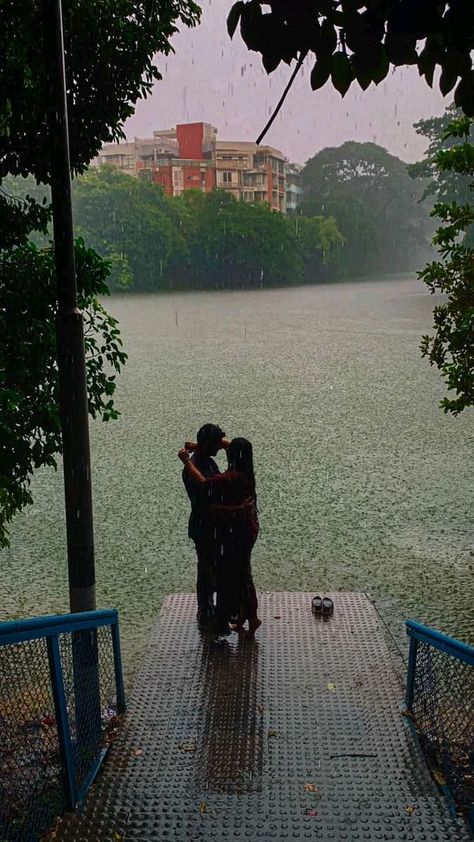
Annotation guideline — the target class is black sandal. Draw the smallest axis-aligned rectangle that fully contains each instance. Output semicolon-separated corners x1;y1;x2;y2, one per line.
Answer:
322;597;334;616
311;596;323;615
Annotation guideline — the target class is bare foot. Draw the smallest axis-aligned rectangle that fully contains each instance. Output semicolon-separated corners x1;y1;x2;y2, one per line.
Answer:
245;618;262;639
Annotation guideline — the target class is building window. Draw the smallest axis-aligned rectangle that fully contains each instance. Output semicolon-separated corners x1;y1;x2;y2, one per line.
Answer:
222;171;233;184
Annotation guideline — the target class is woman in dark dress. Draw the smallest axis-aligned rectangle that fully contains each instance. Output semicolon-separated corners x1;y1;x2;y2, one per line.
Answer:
179;438;261;637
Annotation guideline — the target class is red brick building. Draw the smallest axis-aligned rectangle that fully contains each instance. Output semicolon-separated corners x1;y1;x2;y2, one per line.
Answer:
94;122;288;212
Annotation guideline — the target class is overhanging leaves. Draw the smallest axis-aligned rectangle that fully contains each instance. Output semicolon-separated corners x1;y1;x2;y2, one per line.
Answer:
230;0;474;116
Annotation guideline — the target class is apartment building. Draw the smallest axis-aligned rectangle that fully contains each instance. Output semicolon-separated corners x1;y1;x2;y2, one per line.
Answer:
95;133;178;175
93;122;292;213
215;141;286;212
149;123;217;196
285;163;304;213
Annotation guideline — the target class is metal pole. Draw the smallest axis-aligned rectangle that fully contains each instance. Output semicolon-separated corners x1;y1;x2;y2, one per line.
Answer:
405;635;418;710
47;635;78;809
43;0;96;612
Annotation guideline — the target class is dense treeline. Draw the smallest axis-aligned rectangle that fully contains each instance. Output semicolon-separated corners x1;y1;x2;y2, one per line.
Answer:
74;141;435;289
300;141;434;277
3;138;437;294
71;168;343;292
3;139;436;293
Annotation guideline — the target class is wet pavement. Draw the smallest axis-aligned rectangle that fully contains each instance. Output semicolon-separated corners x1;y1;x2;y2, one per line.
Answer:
54;592;469;841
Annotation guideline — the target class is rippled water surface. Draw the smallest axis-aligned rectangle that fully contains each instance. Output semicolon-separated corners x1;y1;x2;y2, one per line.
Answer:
1;278;473;677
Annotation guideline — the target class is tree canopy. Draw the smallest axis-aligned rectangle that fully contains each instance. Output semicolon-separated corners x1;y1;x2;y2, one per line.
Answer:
0;0;200;545
417;115;474;414
0;208;127;547
300;141;432;277
410;104;474;214
70;168;344;291
0;0;201;182
228;0;474;116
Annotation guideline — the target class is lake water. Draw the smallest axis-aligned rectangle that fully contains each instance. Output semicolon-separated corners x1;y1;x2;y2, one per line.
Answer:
1;277;473;679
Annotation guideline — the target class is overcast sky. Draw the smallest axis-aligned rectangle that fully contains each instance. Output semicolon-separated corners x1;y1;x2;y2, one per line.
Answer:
124;0;449;166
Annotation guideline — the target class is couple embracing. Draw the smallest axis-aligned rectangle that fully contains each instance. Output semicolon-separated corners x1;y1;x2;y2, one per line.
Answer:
179;423;261;638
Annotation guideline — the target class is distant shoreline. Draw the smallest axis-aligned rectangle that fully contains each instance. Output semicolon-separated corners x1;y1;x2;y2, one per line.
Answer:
105;271;421;298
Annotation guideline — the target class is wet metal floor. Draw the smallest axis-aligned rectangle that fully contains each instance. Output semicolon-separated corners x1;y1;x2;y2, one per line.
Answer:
57;592;470;841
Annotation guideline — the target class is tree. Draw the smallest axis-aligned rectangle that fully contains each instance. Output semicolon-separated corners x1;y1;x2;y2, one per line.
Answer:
419;117;474;415
0;0;200;183
0;210;127;547
294;215;344;281
174;189;302;288
409;104;474;244
301;141;431;277
70;173;344;290
72;167;186;291
0;0;200;543
228;1;474;118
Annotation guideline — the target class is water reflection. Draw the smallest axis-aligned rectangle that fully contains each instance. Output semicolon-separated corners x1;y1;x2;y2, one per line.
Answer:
195;634;262;792
1;279;472;679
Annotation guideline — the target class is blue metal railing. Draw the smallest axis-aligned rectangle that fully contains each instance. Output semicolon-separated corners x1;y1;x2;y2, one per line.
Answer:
405;620;474;829
0;609;125;841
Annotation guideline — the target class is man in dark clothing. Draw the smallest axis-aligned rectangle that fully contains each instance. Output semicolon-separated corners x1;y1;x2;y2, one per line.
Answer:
182;423;227;627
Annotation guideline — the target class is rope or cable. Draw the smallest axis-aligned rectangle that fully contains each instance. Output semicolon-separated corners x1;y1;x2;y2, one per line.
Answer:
256;50;308;145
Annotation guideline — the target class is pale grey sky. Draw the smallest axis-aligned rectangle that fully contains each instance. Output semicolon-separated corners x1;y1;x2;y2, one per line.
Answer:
124;0;449;165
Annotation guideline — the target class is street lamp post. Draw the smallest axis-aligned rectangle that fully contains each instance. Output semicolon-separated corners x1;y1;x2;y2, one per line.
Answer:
43;0;96;613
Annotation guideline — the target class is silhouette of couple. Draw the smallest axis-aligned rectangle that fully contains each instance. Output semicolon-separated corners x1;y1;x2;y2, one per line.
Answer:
179;424;261;638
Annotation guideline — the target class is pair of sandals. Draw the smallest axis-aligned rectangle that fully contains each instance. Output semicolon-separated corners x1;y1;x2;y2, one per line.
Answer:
311;595;334;617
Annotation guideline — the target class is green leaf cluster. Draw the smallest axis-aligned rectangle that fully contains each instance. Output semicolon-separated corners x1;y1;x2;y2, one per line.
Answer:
300;141;433;278
0;193;127;548
228;1;474;115
410;104;474;210
417;116;474;415
0;0;201;182
1;0;202;544
69;168;344;291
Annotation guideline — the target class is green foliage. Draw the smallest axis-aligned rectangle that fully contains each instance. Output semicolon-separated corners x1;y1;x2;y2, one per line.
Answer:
228;1;474;115
0;204;127;547
419;118;474;415
301;141;432;278
1;1;202;542
0;0;201;182
410;104;474;209
72;167;185;291
71;172;344;290
171;189;299;288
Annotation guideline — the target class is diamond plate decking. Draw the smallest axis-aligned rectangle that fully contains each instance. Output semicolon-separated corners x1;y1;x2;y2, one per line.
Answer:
56;592;470;841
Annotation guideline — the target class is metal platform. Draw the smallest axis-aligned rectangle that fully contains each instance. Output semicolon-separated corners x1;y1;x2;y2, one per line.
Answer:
55;592;470;841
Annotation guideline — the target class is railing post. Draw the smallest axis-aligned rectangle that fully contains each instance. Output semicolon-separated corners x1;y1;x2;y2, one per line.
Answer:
405;634;418;710
47;635;78;810
111;619;126;714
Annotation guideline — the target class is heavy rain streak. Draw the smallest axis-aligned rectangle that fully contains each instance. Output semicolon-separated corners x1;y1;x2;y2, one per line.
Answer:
1;0;473;680
1;279;472;672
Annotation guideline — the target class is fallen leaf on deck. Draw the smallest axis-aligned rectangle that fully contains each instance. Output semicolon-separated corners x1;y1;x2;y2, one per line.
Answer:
180;742;197;752
133;749;143;757
199;802;209;814
306;809;318;816
327;682;336;692
267;729;279;738
112;833;122;841
405;805;416;815
303;782;318;793
432;770;447;787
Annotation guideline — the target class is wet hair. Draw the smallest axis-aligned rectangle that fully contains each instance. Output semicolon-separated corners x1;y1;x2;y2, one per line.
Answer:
227;438;256;500
197;423;226;446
